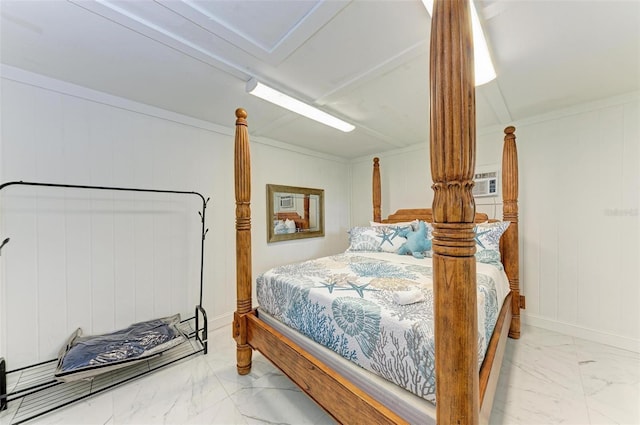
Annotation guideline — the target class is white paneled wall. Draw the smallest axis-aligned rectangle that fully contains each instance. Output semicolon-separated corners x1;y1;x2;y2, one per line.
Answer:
350;145;432;226
2;186;201;367
350;93;640;351
0;68;351;368
0;77;219;367
251;141;351;274
349;136;506;226
517;97;639;351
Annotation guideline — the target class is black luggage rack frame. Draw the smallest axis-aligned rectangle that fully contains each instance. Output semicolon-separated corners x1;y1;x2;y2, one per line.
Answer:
0;181;210;425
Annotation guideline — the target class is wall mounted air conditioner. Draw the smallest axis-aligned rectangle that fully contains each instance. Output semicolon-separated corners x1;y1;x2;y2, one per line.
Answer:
473;171;498;197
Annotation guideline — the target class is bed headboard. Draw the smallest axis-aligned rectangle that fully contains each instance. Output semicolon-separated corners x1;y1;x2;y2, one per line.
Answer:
378;207;489;224
371;126;521;343
372;155;496;226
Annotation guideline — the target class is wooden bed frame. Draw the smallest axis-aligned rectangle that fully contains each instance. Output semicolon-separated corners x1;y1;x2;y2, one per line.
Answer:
233;1;522;423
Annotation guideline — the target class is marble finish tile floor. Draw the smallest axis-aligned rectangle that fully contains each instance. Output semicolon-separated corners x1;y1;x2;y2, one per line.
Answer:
1;325;638;425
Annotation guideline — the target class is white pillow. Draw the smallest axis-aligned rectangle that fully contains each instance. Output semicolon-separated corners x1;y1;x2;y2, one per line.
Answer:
347;224;413;252
274;220;287;234
284;218;296;233
474;221;510;266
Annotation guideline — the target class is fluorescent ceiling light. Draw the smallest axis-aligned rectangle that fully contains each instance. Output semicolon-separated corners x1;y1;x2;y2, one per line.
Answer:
421;0;496;86
246;79;355;133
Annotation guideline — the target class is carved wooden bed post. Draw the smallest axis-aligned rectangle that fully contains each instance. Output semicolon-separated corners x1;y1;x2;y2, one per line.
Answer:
233;107;253;375
372;157;382;223
430;0;479;423
502;126;521;338
231;0;519;420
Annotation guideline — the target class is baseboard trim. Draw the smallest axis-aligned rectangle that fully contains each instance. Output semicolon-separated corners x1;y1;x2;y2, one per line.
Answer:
208;312;234;332
522;313;640;353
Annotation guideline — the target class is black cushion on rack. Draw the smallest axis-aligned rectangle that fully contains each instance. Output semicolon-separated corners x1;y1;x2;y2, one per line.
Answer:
54;314;186;382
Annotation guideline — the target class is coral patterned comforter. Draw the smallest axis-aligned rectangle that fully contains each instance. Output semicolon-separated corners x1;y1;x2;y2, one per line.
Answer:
256;251;510;403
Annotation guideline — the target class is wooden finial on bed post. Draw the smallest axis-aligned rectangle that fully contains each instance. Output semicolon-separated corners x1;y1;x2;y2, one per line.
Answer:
501;126;521;339
373;157;382;223
233;108;253;375
430;0;479;424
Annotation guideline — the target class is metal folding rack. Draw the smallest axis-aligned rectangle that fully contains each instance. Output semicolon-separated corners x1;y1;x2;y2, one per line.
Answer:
0;181;209;425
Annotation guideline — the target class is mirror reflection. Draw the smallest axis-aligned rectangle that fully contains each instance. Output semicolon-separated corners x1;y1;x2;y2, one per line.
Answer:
267;184;324;243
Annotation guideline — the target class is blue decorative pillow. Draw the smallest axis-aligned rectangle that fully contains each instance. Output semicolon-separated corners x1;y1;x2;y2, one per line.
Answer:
347;224;412;253
397;220;432;259
474;221;510;266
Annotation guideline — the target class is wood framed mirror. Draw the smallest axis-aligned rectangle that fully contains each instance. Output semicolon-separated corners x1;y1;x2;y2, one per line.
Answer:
267;184;324;243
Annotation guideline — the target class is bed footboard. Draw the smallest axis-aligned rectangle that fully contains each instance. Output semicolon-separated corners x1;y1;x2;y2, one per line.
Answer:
246;311;407;424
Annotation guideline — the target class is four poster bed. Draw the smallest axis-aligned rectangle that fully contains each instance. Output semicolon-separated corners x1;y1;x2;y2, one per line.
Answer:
233;1;522;423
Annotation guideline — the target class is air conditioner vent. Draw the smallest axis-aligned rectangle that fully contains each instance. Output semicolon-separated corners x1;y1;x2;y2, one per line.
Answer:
473;171;498;197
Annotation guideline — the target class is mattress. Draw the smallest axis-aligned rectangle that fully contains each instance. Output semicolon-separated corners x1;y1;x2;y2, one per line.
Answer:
256;252;510;407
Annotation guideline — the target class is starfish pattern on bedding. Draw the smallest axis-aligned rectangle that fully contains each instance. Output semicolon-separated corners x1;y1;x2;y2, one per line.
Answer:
315;280;338;293
389;225;408;240
335;281;379;298
377;228;395;247
474;227;491;249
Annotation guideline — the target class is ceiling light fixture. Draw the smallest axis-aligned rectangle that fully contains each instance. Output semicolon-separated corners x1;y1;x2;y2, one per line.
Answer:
421;0;496;86
246;79;355;133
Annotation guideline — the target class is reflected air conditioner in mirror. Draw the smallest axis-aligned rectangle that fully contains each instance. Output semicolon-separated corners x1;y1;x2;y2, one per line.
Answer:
473;171;498;197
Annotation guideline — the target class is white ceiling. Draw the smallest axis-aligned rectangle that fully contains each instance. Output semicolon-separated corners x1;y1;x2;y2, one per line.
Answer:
1;0;639;159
